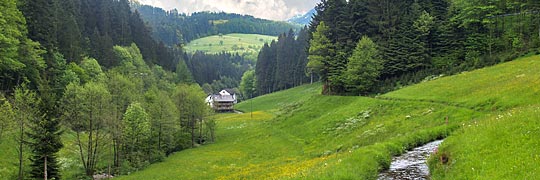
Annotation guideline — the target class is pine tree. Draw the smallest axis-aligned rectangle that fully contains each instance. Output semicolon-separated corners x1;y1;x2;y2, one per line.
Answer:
344;36;382;95
175;60;194;84
307;21;336;94
27;104;63;179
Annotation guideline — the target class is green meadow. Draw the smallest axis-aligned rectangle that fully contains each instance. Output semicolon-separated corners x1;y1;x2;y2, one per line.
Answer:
184;34;277;60
119;55;540;179
2;55;539;179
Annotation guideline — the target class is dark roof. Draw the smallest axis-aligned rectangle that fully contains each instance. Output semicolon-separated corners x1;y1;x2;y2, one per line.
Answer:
222;88;238;94
212;94;235;102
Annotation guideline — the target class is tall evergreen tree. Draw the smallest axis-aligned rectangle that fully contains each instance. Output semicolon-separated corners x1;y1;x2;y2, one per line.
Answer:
344;36;382;94
307;21;336;94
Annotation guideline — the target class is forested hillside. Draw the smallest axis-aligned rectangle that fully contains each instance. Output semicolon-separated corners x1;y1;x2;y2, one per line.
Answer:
0;0;211;179
255;28;311;95
257;0;540;95
133;3;301;45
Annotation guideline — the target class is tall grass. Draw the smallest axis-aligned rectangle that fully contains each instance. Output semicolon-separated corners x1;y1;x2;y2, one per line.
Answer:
429;106;540;179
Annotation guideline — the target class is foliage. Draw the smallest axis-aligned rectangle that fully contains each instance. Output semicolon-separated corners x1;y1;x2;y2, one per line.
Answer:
0;95;14;141
133;4;300;44
120;55;540;179
185;51;251;92
343;36;382;94
308;21;336;94
122;102;151;169
308;0;540;95
172;84;209;148
239;69;256;98
175;60;194;84
0;0;26;72
256;27;310;96
62;81;112;176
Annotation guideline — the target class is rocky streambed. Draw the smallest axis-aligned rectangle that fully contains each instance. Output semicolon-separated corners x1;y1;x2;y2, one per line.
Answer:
378;140;443;180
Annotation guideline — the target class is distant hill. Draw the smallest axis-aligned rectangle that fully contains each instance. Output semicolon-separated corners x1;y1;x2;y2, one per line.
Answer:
184;33;277;60
287;8;316;25
132;3;300;45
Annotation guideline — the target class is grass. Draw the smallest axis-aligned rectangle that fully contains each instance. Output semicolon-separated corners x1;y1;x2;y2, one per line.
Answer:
0;131;23;179
382;55;540;111
2;55;539;179
429;106;540;179
184;33;277;60
119;55;540;179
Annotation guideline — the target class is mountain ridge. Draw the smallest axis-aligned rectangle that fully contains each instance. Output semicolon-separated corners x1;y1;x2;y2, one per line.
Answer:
287;8;316;25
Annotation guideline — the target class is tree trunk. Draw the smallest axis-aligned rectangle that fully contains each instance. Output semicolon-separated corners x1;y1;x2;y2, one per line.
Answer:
44;155;47;180
199;119;203;144
18;114;24;180
191;117;195;148
76;132;87;171
158;123;162;151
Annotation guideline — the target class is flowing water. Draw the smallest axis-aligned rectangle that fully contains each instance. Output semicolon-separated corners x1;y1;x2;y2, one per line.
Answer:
378;140;443;180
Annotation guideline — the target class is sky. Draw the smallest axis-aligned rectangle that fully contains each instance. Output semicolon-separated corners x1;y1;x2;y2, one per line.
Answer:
136;0;320;21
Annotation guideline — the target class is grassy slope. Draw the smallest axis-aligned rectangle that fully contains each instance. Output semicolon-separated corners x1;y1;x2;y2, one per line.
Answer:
184;33;276;58
401;55;540;179
120;55;540;179
119;84;475;179
2;55;538;179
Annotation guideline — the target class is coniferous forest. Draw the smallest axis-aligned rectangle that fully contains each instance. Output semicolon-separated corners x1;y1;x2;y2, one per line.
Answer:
302;0;540;95
133;3;301;45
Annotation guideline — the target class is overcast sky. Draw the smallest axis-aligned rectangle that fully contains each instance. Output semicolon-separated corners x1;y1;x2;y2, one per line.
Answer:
136;0;320;21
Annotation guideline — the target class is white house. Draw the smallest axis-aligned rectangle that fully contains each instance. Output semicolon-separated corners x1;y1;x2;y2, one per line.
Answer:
206;89;237;111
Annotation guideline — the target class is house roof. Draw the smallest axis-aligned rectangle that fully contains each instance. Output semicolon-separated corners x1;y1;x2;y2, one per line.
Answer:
212;94;235;102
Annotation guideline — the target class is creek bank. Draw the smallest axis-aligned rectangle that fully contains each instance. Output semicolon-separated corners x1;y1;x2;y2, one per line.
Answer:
378;140;443;180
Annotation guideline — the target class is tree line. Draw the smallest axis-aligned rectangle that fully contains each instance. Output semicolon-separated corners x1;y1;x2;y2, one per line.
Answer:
133;3;301;45
252;28;311;96
0;0;212;179
306;0;540;95
185;52;252;95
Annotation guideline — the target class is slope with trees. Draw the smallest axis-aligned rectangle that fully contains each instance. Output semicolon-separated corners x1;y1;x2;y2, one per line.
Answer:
133;3;301;45
306;0;540;95
0;0;213;179
255;27;311;96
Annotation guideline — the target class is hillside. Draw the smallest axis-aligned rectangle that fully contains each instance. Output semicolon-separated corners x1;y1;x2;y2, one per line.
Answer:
117;55;540;179
184;34;277;60
133;3;300;45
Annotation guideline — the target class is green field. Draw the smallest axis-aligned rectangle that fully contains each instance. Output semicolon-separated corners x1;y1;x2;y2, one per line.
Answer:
116;56;540;179
2;55;539;179
184;33;277;60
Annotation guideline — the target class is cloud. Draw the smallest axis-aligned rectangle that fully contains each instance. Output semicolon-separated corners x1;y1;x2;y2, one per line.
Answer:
137;0;320;21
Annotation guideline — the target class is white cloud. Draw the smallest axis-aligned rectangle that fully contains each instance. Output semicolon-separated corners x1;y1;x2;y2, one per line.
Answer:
137;0;319;21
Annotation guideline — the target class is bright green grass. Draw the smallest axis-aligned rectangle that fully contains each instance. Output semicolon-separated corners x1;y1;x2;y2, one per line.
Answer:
120;92;474;179
383;55;540;111
184;33;277;60
120;55;540;179
429;106;540;179
0;132;23;179
2;55;539;179
235;82;322;113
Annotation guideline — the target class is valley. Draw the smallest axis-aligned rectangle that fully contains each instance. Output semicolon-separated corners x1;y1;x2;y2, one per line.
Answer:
118;55;540;179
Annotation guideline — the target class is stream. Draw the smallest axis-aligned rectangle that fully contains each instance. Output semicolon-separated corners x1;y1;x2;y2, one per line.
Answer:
378;140;443;180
